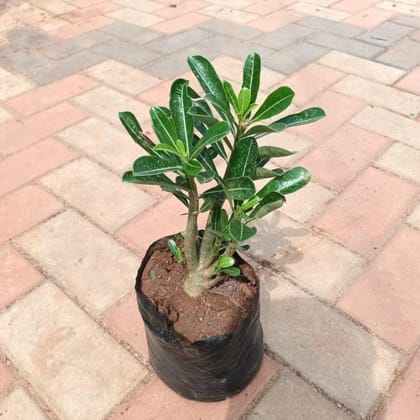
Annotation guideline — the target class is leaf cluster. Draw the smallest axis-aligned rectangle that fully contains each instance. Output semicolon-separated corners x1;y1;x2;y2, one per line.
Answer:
120;53;325;290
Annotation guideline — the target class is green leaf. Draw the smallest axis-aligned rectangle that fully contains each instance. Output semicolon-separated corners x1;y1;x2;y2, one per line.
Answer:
182;159;202;176
119;111;155;154
274;107;326;128
154;143;180;157
150;106;177;147
254;167;284;179
252;86;295;122
133;156;181;177
196;148;218;183
170;79;193;157
229;136;258;178
211;205;228;235
205;93;235;129
222;267;241;276
258;146;295;159
188;106;219;126
191;121;231;159
218;256;235;269
223;81;239;113
257;167;311;197
237;87;251;116
201;185;225;201
245;122;286;138
225;176;256;200
187;55;228;110
228;219;257;242
168;239;183;263
242;52;261;104
250;192;285;219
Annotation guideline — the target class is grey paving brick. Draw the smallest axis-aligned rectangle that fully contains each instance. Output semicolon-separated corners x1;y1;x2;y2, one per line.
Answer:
358;22;414;47
6;27;55;48
376;38;420;70
41;31;112;59
28;51;104;85
264;42;328;74
201;18;263;41
199;34;275;62
141;46;219;79
100;21;160;44
298;16;363;37
308;32;384;59
254;24;314;50
146;28;212;54
92;37;159;68
0;46;48;76
392;15;420;29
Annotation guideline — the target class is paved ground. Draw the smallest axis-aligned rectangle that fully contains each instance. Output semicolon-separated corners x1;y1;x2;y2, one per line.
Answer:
0;0;419;419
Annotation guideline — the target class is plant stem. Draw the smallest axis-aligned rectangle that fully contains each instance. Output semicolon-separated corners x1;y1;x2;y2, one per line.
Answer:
184;176;199;275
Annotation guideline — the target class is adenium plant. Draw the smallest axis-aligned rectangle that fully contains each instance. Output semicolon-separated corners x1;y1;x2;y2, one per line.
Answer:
121;53;325;297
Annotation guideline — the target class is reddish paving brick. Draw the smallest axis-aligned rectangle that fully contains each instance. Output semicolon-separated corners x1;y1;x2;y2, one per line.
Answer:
156;0;207;18
0;103;87;155
298;124;391;191
54;15;113;38
338;226;420;351
0;360;14;395
104;292;149;359
60;2;120;22
0;186;63;245
377;350;420;420
314;167;417;257
117;196;193;255
344;7;394;29
111;356;279;420
282;63;344;106
0;245;44;309
151;12;210;34
247;9;303;31
137;80;172;106
6;74;98;116
245;0;294;15
395;66;420;96
292;90;365;141
0;139;78;197
334;0;377;13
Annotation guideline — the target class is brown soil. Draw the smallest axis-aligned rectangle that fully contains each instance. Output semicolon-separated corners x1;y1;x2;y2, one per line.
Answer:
141;236;258;343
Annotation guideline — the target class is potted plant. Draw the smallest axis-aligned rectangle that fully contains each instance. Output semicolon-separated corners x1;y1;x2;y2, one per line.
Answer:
120;53;325;402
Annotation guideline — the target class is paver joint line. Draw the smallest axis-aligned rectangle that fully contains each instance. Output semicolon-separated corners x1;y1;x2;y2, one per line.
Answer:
0;1;418;419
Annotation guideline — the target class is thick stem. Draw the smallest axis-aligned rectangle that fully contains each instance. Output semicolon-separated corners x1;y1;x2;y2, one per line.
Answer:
184;176;199;275
198;211;217;271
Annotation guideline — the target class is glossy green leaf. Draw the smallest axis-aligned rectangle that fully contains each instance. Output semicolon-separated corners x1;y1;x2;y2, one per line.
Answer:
275;107;326;128
196;148;218;183
133;155;181;177
119;111;155;154
170;79;193;157
237;87;251;116
223;81;239;113
211;205;228;235
187;55;228;110
252;86;294;122
228;219;257;242
188;105;219;126
150;106;177;147
168;239;183;263
245;122;286;138
242;52;261;104
225;176;255;200
218;256;235;269
250;191;285;219
257;167;311;197
228;136;258;178
182;159;202;177
191;121;231;159
154;143;180;157
258;146;295;159
222;266;241;276
254;167;284;179
200;185;225;201
205;93;235;128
